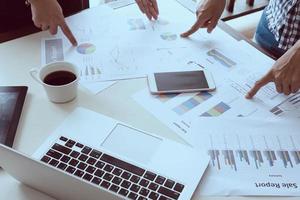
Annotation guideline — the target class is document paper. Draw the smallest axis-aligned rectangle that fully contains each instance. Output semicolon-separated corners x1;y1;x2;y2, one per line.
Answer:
191;117;300;196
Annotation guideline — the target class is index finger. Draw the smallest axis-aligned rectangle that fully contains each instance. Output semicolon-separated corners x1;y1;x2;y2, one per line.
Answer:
181;15;209;37
245;72;273;99
60;21;77;46
150;0;159;15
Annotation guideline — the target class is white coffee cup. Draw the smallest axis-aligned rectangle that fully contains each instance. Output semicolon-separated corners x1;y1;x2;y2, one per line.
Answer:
30;61;79;103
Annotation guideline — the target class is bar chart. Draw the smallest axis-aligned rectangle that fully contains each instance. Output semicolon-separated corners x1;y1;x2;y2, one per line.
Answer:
207;49;236;68
155;93;178;103
80;65;102;81
194;115;300;195
200;101;231;117
270;92;300;116
173;92;212;115
127;18;146;31
208;134;300;171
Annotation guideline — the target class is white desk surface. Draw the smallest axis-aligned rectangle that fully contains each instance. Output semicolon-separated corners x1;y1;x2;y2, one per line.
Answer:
0;0;296;199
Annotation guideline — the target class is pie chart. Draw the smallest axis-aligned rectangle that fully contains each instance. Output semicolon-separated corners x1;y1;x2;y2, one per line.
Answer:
77;43;96;55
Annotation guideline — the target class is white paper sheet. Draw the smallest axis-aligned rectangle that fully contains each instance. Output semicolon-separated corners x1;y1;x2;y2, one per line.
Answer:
103;0;135;9
41;1;242;82
191;117;300;196
132;37;282;144
175;0;198;13
81;81;116;94
132;78;276;144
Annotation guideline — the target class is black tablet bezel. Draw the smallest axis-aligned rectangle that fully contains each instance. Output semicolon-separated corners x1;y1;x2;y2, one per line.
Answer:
0;86;28;147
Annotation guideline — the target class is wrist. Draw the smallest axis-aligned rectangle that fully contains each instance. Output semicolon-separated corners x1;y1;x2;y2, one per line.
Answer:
295;40;300;51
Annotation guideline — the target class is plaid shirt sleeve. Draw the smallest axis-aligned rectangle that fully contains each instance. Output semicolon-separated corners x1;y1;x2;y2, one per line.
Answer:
265;0;300;50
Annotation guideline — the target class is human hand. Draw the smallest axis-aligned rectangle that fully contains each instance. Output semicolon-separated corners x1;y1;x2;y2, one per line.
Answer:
246;41;300;99
136;0;159;20
181;0;226;37
29;0;77;46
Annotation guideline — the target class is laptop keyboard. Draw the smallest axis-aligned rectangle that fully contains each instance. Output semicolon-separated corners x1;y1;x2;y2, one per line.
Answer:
40;136;185;200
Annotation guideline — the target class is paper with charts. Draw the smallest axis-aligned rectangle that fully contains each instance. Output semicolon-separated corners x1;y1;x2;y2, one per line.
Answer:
132;39;300;144
41;3;242;82
190;117;300;196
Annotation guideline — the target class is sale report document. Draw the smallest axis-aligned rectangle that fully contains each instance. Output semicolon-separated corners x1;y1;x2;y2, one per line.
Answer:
191;117;300;196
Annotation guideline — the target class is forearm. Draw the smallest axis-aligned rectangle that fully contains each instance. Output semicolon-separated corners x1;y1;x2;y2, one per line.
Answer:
289;40;300;60
294;40;300;53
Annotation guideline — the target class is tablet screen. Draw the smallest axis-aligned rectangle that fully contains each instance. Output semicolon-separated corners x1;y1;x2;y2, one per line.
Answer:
0;86;27;147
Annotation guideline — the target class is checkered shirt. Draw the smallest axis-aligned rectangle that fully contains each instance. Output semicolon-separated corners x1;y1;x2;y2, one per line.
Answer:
265;0;300;50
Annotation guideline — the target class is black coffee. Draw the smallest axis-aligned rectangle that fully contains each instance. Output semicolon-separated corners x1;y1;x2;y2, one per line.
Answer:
43;70;76;86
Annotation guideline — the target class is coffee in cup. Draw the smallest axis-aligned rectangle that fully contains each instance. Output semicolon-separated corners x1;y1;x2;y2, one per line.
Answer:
30;62;79;103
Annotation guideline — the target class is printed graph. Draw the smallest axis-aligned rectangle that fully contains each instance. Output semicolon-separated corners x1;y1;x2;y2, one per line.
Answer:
77;43;96;55
156;19;169;25
200;101;231;117
270;92;300;116
160;32;177;41
155;93;178;103
208;134;300;172
128;18;146;30
80;65;101;80
207;49;236;68
173;92;212;115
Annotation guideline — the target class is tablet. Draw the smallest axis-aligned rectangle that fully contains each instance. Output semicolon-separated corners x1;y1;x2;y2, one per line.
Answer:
0;86;28;147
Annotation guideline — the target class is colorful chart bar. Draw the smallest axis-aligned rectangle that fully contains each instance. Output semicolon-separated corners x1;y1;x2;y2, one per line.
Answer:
208;150;221;170
156;93;178;103
270;106;283;115
292;151;300;164
222;150;237;171
207;49;236;68
277;150;293;168
250;150;263;169
201;101;231;117
263;150;277;167
208;148;300;171
173;92;212;115
236;150;250;165
77;43;96;55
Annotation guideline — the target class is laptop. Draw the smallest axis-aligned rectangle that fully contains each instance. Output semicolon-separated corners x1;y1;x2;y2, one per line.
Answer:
0;107;209;200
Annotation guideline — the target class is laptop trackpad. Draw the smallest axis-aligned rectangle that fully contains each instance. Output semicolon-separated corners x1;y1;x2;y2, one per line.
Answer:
101;124;162;164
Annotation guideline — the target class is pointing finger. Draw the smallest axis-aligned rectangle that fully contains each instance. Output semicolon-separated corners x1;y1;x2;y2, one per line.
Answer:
49;23;58;35
141;0;151;20
136;0;145;13
246;72;273;99
150;0;159;15
181;14;210;37
60;21;77;46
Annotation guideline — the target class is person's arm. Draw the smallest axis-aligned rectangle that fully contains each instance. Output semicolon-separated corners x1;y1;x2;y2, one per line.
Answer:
246;40;300;98
181;0;226;37
28;0;77;46
135;0;159;20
